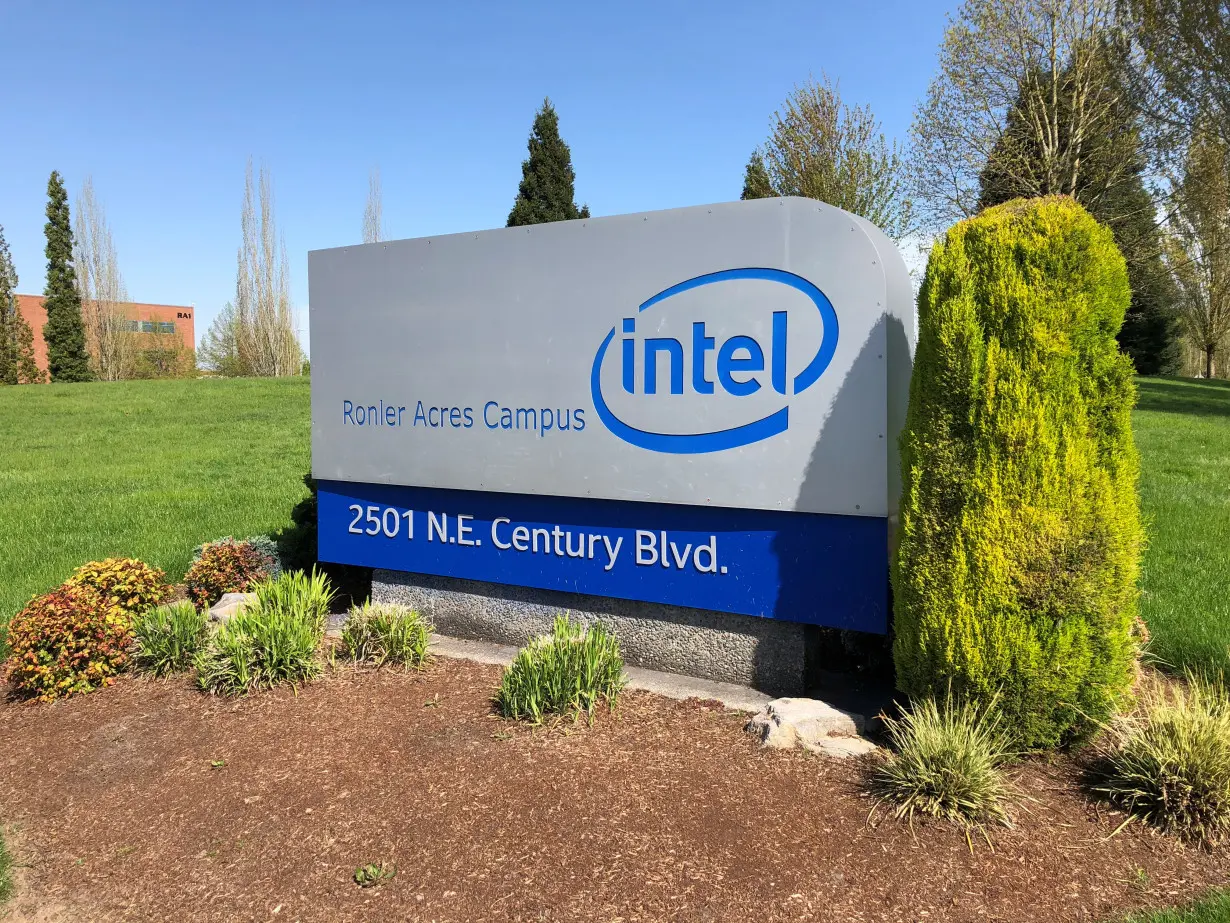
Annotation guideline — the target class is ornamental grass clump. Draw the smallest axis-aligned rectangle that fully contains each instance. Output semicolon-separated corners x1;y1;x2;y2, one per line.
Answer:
194;570;335;696
495;615;626;723
5;585;131;700
893;196;1144;749
870;693;1015;830
342;601;431;668
65;557;170;615
1094;674;1230;847
132;600;208;677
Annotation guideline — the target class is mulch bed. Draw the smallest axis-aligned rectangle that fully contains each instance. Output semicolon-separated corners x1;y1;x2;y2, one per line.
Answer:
1;658;1227;923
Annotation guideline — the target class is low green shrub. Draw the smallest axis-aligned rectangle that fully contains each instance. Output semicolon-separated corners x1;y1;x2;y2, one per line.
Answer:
353;861;395;888
869;693;1014;829
495;615;625;723
1094;674;1230;847
193;570;335;696
191;535;283;579
65;557;170;614
184;538;275;610
342;601;431;667
4;585;131;700
133;600;208;677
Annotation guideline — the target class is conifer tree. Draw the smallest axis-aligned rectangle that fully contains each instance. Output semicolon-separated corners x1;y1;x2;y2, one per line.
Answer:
42;171;93;382
740;153;774;200
507;99;590;227
0;224;42;385
0;224;18;385
894;197;1143;749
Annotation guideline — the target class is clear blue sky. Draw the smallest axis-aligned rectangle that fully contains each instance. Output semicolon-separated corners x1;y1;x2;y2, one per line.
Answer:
0;0;955;353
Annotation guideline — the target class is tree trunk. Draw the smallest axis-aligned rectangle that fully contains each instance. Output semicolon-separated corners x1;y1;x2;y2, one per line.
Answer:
1207;344;1217;379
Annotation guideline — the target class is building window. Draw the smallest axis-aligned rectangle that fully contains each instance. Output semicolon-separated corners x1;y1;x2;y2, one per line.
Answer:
139;321;155;333
122;320;140;332
156;321;176;334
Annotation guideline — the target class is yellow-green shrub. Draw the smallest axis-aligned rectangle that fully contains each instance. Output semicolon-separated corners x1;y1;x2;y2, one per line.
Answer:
66;557;169;614
893;196;1144;749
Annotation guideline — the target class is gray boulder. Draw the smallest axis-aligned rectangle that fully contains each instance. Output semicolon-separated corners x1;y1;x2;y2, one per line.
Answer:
208;592;257;624
745;697;877;758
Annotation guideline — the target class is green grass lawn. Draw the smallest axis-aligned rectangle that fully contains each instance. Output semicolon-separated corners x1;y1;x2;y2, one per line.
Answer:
0;378;311;656
1133;377;1230;674
0;828;11;906
0;374;1226;672
1123;891;1230;923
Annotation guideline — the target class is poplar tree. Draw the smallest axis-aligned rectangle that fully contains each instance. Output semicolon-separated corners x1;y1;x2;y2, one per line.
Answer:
507;99;590;227
740;75;913;241
42;171;93;382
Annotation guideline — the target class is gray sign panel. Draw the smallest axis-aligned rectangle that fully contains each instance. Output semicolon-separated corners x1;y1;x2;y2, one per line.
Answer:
309;197;914;518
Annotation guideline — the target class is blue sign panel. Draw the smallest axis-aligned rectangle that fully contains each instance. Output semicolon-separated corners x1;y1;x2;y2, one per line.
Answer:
318;480;888;632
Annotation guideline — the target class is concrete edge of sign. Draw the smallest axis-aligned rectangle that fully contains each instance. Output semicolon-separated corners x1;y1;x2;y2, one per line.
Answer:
429;633;774;713
371;569;816;696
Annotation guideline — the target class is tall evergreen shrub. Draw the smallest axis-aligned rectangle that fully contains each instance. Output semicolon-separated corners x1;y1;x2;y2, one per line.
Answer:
893;196;1144;749
42;171;93;382
506;99;589;227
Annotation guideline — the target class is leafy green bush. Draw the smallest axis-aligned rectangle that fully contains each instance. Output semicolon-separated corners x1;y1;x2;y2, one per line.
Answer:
133;600;208;677
495;615;625;723
869;693;1014;829
65;557;169;614
4;585;131;700
893;196;1144;749
1094;674;1230;847
191;535;283;579
194;570;335;696
342;601;431;667
184;538;274;610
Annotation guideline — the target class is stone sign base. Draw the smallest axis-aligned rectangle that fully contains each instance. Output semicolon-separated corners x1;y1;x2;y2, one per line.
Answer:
371;569;817;695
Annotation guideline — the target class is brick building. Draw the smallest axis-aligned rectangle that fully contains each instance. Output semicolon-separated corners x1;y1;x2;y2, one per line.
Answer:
15;295;195;378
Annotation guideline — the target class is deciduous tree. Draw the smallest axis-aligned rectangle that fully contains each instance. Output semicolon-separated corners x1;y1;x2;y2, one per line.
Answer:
42;171;93;382
976;40;1178;372
74;177;136;380
741;75;914;241
507;99;590;227
909;0;1128;229
1167;128;1230;379
234;160;302;377
363;167;384;244
1123;0;1230;152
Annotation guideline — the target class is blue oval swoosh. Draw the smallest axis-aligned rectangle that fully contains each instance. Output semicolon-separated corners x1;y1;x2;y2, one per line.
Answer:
590;268;838;454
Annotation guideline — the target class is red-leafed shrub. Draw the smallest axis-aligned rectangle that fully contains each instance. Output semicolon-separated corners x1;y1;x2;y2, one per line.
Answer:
65;557;170;614
5;585;132;700
184;538;274;611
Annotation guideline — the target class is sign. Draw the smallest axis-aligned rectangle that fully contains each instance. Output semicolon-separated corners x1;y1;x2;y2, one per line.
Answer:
310;198;914;631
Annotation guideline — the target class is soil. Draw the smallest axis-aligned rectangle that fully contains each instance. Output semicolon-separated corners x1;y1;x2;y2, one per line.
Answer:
0;658;1227;923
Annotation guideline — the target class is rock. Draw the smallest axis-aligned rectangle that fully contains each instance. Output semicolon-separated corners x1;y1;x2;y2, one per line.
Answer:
208;592;257;623
745;697;875;759
805;736;879;758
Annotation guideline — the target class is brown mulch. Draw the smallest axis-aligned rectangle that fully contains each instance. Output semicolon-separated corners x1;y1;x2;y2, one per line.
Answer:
0;659;1227;923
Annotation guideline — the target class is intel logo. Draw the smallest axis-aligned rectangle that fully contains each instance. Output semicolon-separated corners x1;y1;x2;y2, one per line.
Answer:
590;268;839;454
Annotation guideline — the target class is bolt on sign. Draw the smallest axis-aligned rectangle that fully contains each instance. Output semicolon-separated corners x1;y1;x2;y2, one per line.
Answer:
309;198;914;632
